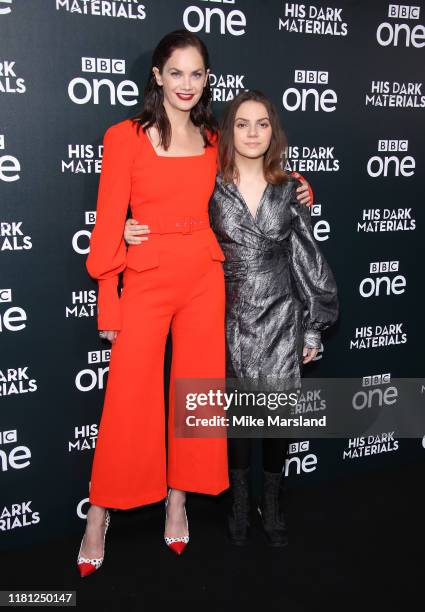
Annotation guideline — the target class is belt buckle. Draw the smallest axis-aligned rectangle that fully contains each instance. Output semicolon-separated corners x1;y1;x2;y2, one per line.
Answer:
181;216;193;235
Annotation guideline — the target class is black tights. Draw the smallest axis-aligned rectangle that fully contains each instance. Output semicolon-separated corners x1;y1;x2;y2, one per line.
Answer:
228;437;291;473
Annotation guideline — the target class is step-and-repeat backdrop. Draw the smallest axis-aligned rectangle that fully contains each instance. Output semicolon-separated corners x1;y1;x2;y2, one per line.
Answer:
1;0;424;550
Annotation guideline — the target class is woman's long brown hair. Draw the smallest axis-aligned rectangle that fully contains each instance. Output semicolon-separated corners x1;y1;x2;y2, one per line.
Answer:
218;90;289;185
131;30;218;149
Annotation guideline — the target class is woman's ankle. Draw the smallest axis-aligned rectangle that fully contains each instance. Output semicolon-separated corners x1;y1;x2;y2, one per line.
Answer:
168;488;186;503
86;505;106;525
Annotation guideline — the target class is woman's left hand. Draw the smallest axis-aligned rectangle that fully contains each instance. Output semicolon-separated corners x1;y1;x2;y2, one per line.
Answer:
303;346;318;363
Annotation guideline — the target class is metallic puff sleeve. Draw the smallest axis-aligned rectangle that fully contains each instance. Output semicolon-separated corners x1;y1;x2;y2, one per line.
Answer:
287;183;339;349
86;123;134;330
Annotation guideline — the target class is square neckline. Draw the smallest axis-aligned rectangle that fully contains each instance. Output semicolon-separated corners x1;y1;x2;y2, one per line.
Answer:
144;128;207;159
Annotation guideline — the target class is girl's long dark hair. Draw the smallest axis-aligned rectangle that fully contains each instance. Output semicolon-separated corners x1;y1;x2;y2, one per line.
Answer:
131;30;218;149
218;90;289;185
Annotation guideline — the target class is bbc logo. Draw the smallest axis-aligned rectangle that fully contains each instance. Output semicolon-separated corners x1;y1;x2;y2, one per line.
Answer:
369;261;399;273
388;5;420;19
378;140;408;152
0;429;17;445
288;441;310;454
88;350;111;364
85;211;96;225
0;288;12;303
311;204;322;216
81;58;126;74
362;374;391;386
294;70;328;84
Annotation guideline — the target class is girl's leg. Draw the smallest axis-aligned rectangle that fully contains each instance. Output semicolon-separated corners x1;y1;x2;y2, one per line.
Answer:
227;437;253;545
262;437;291;472
258;437;290;547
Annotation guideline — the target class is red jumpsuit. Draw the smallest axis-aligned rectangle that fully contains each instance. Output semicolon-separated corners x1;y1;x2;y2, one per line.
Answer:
86;119;229;510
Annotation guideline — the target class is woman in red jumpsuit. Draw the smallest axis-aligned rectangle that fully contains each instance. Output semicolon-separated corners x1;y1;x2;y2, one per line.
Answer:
76;30;312;576
77;30;229;576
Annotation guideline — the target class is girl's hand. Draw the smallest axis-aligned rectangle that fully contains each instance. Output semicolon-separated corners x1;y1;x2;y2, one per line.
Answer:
302;346;318;364
291;171;313;206
296;182;312;206
124;218;150;245
99;330;119;344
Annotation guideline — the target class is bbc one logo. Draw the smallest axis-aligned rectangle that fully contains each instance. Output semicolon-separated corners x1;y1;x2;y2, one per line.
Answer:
0;429;31;473
0;135;20;183
283;70;337;112
310;203;331;243
359;261;406;298
183;0;246;36
362;373;392;386
284;440;318;476
352;374;398;411
367;140;415;177
0;289;27;333
376;5;424;47
68;58;139;106
75;350;110;392
72;211;96;255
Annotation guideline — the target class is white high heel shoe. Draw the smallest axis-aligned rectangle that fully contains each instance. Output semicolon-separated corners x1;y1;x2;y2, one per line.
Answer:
164;489;189;555
77;509;110;577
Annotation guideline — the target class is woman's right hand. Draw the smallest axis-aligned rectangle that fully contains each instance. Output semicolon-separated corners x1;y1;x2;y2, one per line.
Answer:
124;218;150;245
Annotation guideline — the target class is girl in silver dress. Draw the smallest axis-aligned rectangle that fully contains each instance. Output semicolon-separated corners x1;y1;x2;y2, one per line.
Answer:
124;90;339;547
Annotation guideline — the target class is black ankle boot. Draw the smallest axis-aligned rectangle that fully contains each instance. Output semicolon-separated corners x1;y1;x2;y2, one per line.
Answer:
257;470;288;547
227;468;250;546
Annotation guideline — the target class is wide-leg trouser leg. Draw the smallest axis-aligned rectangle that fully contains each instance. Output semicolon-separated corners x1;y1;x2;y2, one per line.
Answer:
167;253;229;495
88;232;229;509
88;269;172;510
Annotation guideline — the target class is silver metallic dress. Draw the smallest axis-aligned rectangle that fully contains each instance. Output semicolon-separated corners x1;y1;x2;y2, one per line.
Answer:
209;174;339;388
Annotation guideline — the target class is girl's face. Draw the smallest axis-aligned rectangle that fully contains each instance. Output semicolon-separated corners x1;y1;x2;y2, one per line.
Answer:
153;46;209;113
233;101;272;160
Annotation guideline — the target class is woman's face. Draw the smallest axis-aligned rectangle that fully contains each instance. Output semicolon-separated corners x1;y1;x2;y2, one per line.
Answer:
233;101;272;160
153;46;208;113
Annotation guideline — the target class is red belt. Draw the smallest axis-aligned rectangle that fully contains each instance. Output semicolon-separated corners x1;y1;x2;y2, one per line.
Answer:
139;213;210;235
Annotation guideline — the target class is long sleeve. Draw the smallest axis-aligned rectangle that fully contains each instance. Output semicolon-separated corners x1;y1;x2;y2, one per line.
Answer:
287;180;339;349
86;122;134;330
